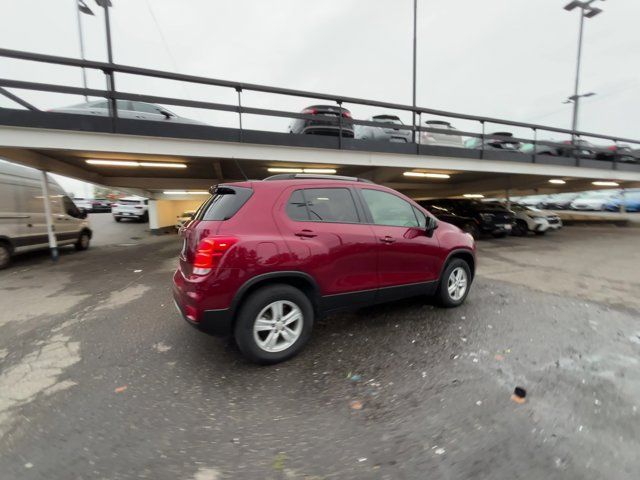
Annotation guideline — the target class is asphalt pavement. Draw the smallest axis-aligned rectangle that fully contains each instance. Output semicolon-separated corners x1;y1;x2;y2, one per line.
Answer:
1;220;639;479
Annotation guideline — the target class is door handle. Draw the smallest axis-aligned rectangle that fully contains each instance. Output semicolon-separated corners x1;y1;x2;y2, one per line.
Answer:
380;236;395;244
295;229;317;238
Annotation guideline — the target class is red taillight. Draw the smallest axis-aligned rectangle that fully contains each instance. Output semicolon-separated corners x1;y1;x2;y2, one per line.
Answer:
563;140;572;145
302;107;317;115
607;145;617;151
342;110;352;119
112;203;119;207
192;236;237;275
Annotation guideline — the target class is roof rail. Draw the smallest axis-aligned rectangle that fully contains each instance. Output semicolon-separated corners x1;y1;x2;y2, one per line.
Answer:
263;173;375;183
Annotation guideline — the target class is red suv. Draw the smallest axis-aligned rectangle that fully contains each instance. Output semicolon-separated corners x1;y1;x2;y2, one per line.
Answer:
173;174;476;364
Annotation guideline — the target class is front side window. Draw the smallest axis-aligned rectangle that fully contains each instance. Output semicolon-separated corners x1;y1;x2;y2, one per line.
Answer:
361;189;419;227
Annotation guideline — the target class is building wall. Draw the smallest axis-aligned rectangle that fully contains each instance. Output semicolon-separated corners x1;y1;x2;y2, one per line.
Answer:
149;199;206;233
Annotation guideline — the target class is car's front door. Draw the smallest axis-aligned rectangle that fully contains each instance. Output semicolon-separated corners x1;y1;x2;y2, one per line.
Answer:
358;188;441;291
275;186;378;307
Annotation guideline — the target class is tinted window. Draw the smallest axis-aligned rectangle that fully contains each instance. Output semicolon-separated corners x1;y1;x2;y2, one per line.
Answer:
132;102;161;114
303;188;359;223
362;189;418;227
286;190;309;221
90;100;130;110
62;196;82;218
199;186;253;221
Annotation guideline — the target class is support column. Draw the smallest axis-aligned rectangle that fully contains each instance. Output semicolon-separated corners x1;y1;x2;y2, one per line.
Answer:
505;188;511;210
39;170;58;261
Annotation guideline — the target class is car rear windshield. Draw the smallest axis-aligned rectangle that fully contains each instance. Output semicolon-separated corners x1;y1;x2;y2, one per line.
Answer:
196;186;253;221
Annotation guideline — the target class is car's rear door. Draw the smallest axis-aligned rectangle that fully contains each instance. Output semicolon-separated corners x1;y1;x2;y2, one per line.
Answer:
358;187;441;292
274;185;378;306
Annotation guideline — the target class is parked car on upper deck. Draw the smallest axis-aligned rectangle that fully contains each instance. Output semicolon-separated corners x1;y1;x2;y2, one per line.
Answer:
419;120;464;147
50;100;207;125
289;105;354;137
173;174;475;364
464;131;521;151
356;115;412;143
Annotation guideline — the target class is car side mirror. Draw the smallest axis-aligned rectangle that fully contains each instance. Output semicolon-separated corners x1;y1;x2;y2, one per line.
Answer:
425;216;438;237
157;108;172;119
80;209;88;219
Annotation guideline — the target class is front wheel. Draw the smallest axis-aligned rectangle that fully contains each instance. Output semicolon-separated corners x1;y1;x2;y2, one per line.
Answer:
436;259;472;308
75;231;91;251
0;243;11;270
114;217;121;222
234;284;314;364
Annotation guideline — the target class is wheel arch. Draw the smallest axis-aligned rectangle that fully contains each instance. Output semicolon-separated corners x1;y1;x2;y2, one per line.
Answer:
230;271;321;321
0;236;14;254
442;248;475;280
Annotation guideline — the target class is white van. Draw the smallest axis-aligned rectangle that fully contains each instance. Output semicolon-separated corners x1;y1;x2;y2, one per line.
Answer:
0;160;92;269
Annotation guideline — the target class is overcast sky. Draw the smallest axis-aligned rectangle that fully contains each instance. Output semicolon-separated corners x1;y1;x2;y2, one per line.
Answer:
2;0;639;194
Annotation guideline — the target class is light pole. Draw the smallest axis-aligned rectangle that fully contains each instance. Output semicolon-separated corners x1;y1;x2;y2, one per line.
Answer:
412;0;418;144
564;0;604;136
76;0;93;101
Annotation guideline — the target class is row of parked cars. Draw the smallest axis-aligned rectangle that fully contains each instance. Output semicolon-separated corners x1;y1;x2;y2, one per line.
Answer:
51;100;639;163
417;198;562;239
519;190;640;212
73;196;150;221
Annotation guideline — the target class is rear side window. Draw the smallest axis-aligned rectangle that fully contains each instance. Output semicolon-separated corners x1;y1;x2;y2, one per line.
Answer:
198;186;253;221
286;190;309;221
286;188;359;223
361;189;419;227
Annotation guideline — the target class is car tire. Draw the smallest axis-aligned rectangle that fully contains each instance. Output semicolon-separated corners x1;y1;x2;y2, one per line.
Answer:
140;212;149;223
75;231;91;251
0;242;11;270
534;230;546;236
114;217;121;222
234;284;314;365
492;232;508;238
436;258;472;308
512;220;528;237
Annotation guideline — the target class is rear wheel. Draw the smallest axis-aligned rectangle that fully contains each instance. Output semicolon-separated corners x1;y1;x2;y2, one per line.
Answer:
234;284;314;364
140;212;149;223
436;258;472;307
114;217;121;222
0;242;11;270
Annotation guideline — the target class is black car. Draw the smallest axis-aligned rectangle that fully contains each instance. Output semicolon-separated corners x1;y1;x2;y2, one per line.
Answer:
541;193;580;210
420;203;481;240
90;198;112;212
419;199;515;238
289;105;354;137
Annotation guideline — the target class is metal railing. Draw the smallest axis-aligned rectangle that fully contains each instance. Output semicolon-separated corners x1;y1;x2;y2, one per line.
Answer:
1;47;639;169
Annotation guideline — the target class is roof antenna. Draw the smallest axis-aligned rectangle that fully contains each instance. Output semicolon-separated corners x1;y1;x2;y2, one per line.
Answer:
233;158;249;181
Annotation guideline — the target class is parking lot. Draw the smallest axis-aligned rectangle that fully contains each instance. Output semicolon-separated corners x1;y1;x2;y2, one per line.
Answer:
1;217;640;479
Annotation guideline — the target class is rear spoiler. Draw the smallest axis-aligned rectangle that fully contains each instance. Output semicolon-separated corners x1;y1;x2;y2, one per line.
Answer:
209;185;236;195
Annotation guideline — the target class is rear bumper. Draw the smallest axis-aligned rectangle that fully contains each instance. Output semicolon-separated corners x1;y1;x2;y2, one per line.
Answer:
172;286;233;336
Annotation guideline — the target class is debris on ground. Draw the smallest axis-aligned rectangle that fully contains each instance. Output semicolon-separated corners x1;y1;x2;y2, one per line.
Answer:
272;452;286;471
495;354;505;361
433;447;446;455
114;385;128;394
511;386;527;404
350;400;363;410
350;374;362;382
357;457;367;463
133;269;142;273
